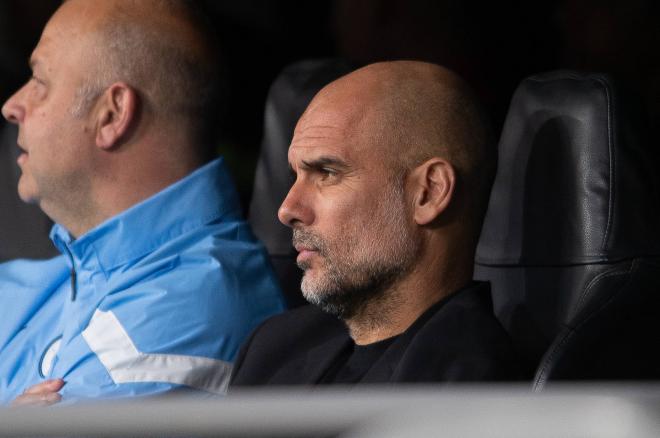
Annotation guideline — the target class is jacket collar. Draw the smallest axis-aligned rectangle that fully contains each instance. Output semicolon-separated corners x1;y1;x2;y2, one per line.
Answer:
50;158;240;274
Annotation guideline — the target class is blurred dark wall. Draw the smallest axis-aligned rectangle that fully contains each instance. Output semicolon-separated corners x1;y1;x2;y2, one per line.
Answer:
0;0;59;103
0;0;657;206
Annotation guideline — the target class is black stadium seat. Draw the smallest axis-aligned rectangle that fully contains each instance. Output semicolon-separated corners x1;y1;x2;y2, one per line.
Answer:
474;71;660;382
248;59;354;308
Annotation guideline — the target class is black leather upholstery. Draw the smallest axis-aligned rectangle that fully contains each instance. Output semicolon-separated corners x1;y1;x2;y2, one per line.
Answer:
533;258;660;387
248;59;354;308
474;71;660;382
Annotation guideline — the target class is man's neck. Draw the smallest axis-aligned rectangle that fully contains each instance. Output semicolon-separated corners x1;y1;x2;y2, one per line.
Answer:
345;243;474;345
49;150;203;238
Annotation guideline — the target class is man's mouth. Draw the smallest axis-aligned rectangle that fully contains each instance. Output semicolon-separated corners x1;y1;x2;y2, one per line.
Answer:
292;229;326;267
16;141;28;154
294;245;318;265
16;145;28;165
294;243;315;252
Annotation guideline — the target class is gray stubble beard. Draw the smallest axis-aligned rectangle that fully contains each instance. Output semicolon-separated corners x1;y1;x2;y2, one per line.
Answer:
293;180;419;321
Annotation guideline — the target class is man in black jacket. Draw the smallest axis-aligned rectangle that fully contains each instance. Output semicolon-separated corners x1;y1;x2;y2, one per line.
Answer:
231;61;518;385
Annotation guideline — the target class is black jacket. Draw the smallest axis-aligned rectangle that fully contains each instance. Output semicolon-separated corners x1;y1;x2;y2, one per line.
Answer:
230;282;520;386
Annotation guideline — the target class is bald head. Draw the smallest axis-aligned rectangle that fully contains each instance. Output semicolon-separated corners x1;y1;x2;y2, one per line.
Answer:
282;61;496;329
298;61;496;233
62;0;220;149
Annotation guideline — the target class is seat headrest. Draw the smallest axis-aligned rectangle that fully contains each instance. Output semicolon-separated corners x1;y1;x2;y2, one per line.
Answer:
249;59;354;255
476;71;660;266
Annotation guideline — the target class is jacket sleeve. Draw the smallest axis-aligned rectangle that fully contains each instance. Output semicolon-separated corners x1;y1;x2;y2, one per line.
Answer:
51;254;284;403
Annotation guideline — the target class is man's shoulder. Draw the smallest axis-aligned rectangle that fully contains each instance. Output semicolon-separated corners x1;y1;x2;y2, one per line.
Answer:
419;282;510;344
230;305;347;386
98;234;285;348
402;281;520;380
91;205;286;363
0;255;67;285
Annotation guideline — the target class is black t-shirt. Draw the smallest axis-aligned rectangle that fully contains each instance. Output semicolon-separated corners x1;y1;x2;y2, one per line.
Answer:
319;335;399;384
230;281;521;387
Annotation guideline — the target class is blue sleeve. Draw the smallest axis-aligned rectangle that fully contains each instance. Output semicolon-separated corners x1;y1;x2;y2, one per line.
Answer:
51;250;284;403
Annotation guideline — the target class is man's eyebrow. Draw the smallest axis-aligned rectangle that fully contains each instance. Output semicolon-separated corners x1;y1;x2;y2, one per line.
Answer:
300;156;349;170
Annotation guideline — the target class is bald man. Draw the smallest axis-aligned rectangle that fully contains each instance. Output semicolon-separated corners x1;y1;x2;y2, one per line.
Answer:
0;0;284;404
230;61;518;386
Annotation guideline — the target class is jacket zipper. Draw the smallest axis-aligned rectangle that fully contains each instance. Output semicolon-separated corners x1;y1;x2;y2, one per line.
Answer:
62;245;77;302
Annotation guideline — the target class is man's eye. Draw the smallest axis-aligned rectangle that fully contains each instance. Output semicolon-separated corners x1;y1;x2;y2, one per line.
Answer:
320;168;338;180
30;76;48;89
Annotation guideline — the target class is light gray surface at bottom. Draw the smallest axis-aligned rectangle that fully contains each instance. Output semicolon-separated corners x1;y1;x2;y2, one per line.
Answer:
1;384;659;437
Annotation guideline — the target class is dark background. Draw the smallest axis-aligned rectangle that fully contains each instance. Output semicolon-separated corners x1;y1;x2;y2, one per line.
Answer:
1;0;658;206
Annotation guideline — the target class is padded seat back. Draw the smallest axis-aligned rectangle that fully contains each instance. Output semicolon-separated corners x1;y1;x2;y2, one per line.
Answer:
474;71;660;378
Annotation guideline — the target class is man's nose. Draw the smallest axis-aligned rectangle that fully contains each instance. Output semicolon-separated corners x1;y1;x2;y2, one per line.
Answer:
278;182;313;228
2;88;26;124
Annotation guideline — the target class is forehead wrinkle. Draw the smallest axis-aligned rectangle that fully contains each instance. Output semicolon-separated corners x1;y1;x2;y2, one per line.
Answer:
290;119;354;153
291;128;348;147
288;142;346;163
287;137;352;174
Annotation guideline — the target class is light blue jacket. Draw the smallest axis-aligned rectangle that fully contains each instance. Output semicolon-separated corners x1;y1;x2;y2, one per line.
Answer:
0;158;285;404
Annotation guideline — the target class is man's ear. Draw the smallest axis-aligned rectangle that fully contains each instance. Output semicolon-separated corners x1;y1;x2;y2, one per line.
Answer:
95;82;137;150
410;157;456;225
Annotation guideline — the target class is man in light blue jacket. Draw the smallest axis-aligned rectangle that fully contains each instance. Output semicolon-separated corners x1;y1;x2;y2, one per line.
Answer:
0;0;284;405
